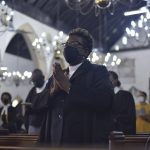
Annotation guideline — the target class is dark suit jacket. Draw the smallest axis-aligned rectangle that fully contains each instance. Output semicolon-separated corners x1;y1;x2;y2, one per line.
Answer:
39;60;114;145
25;85;49;131
0;105;17;133
112;90;136;134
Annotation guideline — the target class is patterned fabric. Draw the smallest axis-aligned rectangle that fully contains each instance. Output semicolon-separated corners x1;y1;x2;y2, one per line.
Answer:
136;103;150;133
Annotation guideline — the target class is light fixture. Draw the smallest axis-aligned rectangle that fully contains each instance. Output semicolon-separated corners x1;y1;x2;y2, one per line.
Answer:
32;32;51;58
123;12;150;47
0;0;14;32
52;31;68;59
113;8;150;50
95;0;111;9
122;36;127;45
12;96;22;108
88;49;121;67
124;0;150;16
65;0;119;16
115;45;120;51
0;66;8;81
1;69;32;86
124;7;148;16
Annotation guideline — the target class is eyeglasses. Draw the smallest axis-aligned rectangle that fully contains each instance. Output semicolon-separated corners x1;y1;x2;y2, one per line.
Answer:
61;41;87;49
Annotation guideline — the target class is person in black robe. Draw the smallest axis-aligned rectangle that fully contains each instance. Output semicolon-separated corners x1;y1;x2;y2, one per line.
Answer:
24;69;49;135
0;92;17;133
109;71;136;135
39;28;114;146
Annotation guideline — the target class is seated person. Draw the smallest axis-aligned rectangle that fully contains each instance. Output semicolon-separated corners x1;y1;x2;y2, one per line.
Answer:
109;71;136;135
0;92;17;133
136;91;150;133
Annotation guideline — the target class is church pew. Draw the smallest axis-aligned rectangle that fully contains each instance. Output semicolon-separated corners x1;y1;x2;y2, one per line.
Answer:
109;131;150;150
0;134;108;150
0;128;9;135
0;134;38;146
0;146;107;150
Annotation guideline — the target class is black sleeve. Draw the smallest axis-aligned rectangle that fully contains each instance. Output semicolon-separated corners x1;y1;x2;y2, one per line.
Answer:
68;65;114;111
30;89;50;114
8;106;17;123
25;87;35;103
117;92;136;121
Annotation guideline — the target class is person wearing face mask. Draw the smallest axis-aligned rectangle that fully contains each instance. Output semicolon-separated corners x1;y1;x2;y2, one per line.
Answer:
24;69;49;135
39;28;114;146
109;71;136;135
136;91;150;133
136;91;147;104
0;92;17;133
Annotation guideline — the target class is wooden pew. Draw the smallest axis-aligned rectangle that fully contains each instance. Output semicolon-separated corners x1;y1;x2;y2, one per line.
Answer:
0;134;108;150
109;131;150;150
0;134;38;146
0;146;107;150
0;128;9;135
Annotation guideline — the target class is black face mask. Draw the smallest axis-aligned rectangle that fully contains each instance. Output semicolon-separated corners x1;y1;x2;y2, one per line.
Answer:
63;45;83;66
2;98;10;105
33;80;44;88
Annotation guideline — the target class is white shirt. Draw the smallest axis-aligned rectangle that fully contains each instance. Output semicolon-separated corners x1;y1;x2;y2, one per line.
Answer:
36;80;48;94
114;86;122;94
1;104;10;116
69;63;82;78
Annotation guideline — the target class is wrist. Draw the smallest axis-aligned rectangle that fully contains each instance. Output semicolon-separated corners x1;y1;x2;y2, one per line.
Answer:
66;84;71;94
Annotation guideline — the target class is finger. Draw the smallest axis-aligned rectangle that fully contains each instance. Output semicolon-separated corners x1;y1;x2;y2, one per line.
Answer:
52;64;56;73
53;75;61;85
55;62;60;66
64;72;69;78
55;62;61;67
53;76;61;87
53;72;57;79
55;63;62;71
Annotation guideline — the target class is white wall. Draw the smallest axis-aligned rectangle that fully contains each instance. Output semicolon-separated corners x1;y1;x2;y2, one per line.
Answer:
112;49;150;100
0;53;35;107
0;10;60;77
0;9;70;107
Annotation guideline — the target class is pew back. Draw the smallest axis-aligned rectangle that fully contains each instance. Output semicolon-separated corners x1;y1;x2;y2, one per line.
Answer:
0;134;38;146
109;132;150;150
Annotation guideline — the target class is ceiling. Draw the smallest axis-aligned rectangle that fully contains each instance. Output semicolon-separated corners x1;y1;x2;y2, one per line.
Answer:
6;0;146;59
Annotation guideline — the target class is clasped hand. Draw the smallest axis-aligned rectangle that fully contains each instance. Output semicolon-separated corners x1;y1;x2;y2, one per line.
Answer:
50;63;70;95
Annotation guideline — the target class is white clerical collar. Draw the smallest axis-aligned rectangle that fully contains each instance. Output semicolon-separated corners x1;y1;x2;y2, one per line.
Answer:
114;86;121;94
69;63;82;78
1;104;10;116
36;80;48;93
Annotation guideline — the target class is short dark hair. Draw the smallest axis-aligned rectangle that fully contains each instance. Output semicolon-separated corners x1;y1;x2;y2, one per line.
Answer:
109;71;121;87
32;69;43;75
32;69;44;80
1;92;12;101
69;28;93;53
140;91;147;99
109;71;118;80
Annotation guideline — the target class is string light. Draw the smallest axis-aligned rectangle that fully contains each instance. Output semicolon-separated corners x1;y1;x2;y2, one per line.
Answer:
65;0;120;16
88;49;121;67
124;12;150;47
0;67;32;86
32;32;51;57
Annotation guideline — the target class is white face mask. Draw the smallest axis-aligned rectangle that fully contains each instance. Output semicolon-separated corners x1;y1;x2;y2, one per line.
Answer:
136;96;145;103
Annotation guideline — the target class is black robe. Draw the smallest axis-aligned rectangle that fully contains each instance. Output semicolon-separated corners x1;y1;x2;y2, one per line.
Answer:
0;105;17;133
112;90;136;134
39;60;114;146
25;84;50;131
